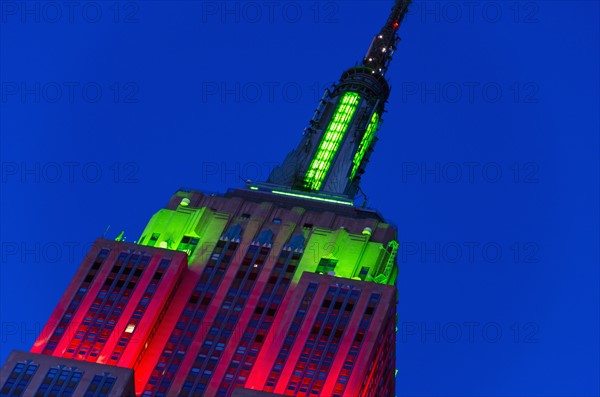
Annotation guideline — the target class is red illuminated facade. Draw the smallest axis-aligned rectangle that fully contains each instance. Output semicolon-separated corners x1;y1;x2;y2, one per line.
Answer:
8;188;399;397
246;273;396;397
30;240;187;370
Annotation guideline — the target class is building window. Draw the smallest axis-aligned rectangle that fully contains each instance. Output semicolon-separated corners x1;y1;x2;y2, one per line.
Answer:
148;233;160;247
177;236;200;256
83;373;116;397
34;366;83;397
0;360;39;397
358;266;369;280
316;258;338;274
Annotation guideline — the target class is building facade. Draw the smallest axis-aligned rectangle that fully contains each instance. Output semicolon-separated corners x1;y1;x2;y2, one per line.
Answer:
0;1;411;396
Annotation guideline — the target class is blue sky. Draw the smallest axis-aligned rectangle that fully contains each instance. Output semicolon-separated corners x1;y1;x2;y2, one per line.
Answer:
1;1;598;396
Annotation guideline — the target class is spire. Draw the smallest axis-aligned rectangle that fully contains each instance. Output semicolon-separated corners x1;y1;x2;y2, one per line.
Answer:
265;1;411;200
363;0;411;76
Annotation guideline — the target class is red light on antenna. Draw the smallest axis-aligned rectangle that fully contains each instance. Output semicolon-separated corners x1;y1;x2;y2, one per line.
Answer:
393;22;399;28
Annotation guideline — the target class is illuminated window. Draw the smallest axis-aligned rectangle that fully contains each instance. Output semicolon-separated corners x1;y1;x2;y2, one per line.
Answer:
350;111;379;180
304;92;361;190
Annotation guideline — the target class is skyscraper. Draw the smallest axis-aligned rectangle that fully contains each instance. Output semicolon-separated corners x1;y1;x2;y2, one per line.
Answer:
0;1;411;396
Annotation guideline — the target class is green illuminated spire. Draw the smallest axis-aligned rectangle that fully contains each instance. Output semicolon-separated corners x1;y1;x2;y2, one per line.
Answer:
267;1;411;200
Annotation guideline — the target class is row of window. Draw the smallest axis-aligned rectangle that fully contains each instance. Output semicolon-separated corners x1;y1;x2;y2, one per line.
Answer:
285;286;361;396
143;226;243;397
331;293;381;396
145;233;201;257
63;253;150;360
217;236;305;396
107;259;171;365
182;232;275;395
0;361;38;396
177;236;200;256
42;249;110;355
0;362;116;397
263;283;319;393
358;302;395;397
34;366;82;397
83;373;116;397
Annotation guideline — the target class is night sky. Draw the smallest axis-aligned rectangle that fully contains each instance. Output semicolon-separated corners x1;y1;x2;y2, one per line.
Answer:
1;1;599;396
